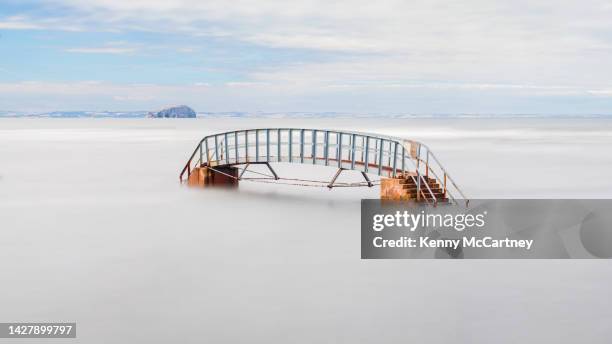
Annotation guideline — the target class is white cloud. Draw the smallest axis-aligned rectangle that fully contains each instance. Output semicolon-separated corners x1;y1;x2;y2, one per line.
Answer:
65;47;137;54
64;41;139;54
3;0;612;112
112;94;154;101
588;89;612;96
0;15;84;31
244;32;387;52
224;81;270;87
12;1;608;87
31;0;612;54
0;19;43;30
177;47;196;53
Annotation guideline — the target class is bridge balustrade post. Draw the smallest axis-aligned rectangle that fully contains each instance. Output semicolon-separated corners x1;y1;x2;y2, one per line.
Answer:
351;134;356;170
312;130;317;164
214;135;219;162
300;129;304;163
244;130;249;162
364;136;369;173
338;132;343;168
277;129;281;162
255;129;259;162
224;133;229;164
378;138;384;176
373;139;378;173
401;146;405;174
266;129;270;162
360;135;365;166
426;150;429;177
205;138;210;165
234;131;238;164
444;173;447;198
288;129;293;163
416;144;421;200
324;131;329;166
392;142;398;177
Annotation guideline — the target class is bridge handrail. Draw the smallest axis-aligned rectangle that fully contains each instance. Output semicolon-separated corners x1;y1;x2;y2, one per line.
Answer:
418;143;468;207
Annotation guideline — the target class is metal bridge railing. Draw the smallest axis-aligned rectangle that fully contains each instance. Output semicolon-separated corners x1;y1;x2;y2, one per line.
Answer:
180;128;468;206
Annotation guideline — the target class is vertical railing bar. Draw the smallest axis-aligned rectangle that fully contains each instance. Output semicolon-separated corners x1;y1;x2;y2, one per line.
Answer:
244;130;249;162
373;139;378;173
426;150;429;177
351;134;356;170
255;129;259;162
392;142;398;178
277;129;281;162
416;144;421;201
224;133;229;164
364;136;369;173
205;138;210;165
337;132;343;168
300;129;304;163
444;173;448;198
324;131;329;166
289;129;293;163
387;141;392;167
234;131;238;164
378;138;384;176
361;136;365;162
401;146;405;174
312;130;317;165
214;135;219;162
266;129;270;162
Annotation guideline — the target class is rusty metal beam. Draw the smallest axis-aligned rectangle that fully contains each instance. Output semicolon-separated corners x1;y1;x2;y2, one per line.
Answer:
361;171;373;187
238;163;250;180
328;168;345;189
265;162;279;180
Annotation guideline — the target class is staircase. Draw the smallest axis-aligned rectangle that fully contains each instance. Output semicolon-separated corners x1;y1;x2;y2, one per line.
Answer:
400;174;448;203
381;172;449;204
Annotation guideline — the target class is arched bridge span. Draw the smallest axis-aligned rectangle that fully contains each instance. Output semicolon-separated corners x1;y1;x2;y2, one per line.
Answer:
180;128;467;206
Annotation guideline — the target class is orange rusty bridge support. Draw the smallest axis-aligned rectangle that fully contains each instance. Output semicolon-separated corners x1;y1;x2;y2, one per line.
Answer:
187;166;238;188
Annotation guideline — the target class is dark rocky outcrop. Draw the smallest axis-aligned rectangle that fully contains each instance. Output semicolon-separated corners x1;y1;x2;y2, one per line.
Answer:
148;105;196;118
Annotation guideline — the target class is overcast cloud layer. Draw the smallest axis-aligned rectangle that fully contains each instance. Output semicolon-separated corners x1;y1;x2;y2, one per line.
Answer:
1;0;612;113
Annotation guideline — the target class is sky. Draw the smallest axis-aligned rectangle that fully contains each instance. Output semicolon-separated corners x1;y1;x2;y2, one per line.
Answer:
1;0;612;114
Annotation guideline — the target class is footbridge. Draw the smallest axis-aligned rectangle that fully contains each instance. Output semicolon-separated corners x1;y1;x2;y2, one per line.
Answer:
180;128;468;206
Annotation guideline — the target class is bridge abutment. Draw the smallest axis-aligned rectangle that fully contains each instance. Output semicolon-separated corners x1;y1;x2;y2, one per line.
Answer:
187;166;239;188
381;177;412;200
381;173;448;203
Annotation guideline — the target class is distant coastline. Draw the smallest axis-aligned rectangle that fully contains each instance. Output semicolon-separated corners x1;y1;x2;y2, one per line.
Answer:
1;111;611;119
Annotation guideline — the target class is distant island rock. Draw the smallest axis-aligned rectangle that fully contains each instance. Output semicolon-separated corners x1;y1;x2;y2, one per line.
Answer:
148;105;196;118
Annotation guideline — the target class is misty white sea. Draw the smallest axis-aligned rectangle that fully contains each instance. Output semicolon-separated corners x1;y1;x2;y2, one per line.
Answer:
1;117;612;343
